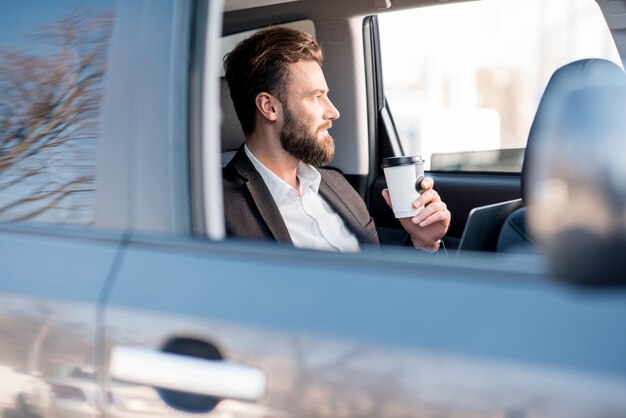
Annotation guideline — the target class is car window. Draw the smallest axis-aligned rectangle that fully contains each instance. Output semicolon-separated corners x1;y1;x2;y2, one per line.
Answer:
378;0;620;172
68;365;96;380
0;0;114;225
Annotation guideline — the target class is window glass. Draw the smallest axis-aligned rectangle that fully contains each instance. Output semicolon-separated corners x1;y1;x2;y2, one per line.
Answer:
0;0;114;225
378;0;620;172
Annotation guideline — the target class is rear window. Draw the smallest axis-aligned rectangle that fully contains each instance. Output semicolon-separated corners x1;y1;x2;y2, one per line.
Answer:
379;0;620;172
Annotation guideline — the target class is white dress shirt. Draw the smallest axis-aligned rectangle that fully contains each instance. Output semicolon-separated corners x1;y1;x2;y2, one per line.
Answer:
244;145;360;252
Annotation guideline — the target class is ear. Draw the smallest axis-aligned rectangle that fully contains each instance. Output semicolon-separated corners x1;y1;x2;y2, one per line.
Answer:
255;92;280;122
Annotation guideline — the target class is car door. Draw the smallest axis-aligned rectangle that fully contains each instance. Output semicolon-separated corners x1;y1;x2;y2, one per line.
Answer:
0;1;121;416
0;227;122;417
103;239;626;418
97;1;626;417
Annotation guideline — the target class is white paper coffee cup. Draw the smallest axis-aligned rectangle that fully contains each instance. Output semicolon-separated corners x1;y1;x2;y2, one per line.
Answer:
382;155;425;218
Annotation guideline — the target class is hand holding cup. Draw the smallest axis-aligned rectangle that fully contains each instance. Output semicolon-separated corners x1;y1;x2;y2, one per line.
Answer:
382;155;451;251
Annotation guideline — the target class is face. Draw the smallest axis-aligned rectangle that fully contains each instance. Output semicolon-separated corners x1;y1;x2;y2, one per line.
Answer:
279;60;340;167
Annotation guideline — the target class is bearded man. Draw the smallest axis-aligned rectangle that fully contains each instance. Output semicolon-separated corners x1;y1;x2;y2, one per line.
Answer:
222;27;450;253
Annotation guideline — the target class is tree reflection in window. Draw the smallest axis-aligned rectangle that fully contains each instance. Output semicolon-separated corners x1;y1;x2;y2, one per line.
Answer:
0;7;113;225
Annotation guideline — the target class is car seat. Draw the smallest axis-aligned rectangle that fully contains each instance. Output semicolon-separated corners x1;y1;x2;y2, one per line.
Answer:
496;58;626;252
527;81;626;282
220;77;246;166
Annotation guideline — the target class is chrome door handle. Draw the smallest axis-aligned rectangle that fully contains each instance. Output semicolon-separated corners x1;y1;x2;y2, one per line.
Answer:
109;346;266;401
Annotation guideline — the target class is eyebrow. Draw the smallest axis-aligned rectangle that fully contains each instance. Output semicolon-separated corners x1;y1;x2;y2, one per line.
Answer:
309;88;329;96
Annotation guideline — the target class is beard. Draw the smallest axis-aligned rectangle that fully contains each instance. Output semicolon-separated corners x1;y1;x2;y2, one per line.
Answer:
280;104;335;167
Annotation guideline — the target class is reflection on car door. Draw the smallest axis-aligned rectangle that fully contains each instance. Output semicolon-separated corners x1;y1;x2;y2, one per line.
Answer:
103;237;626;417
0;228;122;417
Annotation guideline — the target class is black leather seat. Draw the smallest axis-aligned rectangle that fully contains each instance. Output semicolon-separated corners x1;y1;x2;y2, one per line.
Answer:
497;58;626;253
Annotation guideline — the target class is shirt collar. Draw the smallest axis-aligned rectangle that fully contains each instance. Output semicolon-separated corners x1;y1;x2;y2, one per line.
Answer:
296;160;321;194
244;144;321;203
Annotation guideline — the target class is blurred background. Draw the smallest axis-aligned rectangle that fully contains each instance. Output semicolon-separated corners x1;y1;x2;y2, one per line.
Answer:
379;0;621;171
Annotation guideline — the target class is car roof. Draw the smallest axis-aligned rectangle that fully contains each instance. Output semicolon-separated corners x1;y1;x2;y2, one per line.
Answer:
222;0;478;34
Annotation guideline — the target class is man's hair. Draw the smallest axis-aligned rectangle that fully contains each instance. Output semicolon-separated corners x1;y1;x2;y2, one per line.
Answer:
223;26;323;135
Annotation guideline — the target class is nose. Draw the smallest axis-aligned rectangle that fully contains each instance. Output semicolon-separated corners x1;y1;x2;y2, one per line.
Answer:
325;97;340;121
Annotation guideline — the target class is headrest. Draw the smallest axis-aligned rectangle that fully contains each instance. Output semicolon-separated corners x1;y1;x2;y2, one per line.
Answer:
220;77;246;154
527;83;626;284
522;59;626;203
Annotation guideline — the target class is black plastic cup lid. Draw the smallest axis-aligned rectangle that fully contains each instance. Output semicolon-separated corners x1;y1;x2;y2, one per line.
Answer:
382;155;424;168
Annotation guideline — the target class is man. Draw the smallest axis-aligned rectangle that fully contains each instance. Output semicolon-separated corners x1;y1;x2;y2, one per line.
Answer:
223;27;450;253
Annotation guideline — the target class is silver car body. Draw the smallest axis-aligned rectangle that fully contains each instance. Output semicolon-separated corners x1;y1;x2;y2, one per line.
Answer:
1;0;626;417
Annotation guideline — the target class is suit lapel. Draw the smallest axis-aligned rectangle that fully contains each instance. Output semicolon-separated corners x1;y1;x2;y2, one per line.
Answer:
231;148;292;243
318;177;369;243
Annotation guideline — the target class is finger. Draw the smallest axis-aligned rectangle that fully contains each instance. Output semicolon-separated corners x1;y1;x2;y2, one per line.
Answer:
414;188;441;208
420;177;434;190
413;202;447;223
418;209;450;227
415;206;451;227
412;201;448;224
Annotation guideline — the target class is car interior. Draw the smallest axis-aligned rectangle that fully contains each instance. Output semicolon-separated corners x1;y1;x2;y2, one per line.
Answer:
218;0;625;258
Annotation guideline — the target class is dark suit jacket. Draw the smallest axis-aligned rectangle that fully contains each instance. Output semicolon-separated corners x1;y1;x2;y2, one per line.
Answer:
223;146;379;246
